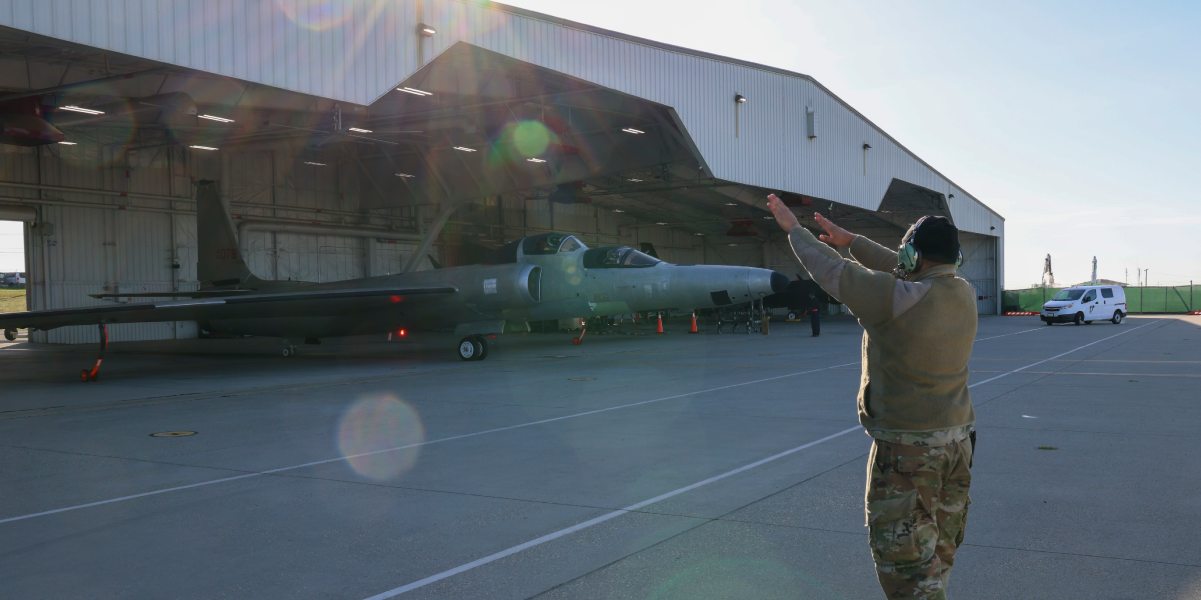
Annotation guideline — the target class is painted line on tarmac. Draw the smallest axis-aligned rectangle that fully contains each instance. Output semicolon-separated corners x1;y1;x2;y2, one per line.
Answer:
0;362;858;526
969;321;1155;389
360;425;865;600
361;321;1159;598
975;327;1047;342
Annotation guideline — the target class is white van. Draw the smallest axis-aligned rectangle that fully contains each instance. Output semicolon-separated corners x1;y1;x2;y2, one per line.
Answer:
1041;285;1127;325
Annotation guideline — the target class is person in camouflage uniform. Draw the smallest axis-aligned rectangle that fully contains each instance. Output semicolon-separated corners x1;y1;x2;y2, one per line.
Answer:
768;195;977;599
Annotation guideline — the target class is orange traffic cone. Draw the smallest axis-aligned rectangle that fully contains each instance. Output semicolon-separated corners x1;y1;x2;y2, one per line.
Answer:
656;313;664;334
688;311;699;334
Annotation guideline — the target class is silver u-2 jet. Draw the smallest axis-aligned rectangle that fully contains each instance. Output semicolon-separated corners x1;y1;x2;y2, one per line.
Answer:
0;181;787;379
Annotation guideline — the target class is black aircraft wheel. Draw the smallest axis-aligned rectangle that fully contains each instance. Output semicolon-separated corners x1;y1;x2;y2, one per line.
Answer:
282;345;296;358
786;311;798;321
458;337;480;361
3;328;15;341
1073;312;1084;326
1112;311;1124;325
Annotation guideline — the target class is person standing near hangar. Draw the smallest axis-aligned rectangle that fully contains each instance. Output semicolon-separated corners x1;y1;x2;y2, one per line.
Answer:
767;194;978;599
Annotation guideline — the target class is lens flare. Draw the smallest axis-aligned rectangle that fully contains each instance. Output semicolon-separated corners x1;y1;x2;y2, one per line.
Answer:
650;557;825;599
512;120;552;157
337;394;425;481
275;0;353;32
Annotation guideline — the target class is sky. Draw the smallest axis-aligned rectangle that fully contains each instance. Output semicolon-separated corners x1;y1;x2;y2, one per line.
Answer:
3;0;1198;287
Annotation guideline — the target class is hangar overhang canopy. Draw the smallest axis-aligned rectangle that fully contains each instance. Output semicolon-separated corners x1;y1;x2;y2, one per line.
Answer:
0;27;954;244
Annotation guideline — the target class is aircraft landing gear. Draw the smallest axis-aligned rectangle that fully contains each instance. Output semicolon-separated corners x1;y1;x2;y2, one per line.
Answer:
458;335;488;361
80;324;108;382
3;328;16;341
282;345;297;358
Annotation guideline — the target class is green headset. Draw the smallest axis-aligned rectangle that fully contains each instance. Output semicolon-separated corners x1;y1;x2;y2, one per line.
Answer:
897;216;963;275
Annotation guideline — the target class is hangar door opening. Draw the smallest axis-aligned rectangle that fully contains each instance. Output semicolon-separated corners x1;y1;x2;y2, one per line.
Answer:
0;215;30;316
959;232;998;314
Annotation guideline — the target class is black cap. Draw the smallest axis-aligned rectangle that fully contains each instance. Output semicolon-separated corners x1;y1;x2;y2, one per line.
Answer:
911;216;960;264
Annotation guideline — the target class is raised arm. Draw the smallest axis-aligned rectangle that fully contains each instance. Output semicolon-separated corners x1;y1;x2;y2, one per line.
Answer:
848;235;900;273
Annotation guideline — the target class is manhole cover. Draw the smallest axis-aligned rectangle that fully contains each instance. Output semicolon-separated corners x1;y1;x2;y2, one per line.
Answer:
150;431;197;438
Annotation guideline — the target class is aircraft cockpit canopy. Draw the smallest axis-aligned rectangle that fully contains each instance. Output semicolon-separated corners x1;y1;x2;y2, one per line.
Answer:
523;233;587;256
582;247;662;269
495;232;587;263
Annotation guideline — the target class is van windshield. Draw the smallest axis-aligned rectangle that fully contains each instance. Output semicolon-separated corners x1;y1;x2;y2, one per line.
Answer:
1052;289;1084;301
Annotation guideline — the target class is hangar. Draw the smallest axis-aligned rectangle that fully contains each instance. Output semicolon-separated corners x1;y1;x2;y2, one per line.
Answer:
0;0;1004;344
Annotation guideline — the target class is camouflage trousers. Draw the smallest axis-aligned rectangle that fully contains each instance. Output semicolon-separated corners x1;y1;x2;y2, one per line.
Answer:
865;436;973;600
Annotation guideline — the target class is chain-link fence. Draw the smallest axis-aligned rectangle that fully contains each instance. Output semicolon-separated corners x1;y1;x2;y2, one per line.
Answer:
1003;285;1200;314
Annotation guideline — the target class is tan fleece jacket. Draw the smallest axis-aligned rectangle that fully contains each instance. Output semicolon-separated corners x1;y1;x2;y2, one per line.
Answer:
788;226;977;442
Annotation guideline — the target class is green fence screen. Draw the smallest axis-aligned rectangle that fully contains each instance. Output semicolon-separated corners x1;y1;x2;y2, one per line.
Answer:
1003;285;1200;314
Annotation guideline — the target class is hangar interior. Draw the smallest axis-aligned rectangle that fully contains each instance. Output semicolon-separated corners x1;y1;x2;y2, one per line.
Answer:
0;1;1003;344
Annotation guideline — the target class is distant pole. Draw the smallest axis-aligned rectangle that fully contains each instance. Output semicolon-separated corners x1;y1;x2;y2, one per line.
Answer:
1191;280;1194;311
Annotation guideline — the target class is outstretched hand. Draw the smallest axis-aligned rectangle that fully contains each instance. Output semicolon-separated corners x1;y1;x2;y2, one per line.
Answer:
814;212;854;249
766;194;855;249
766;194;800;232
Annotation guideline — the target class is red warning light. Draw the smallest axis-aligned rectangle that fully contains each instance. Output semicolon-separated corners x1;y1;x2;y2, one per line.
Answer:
389;295;404;304
397;328;408;337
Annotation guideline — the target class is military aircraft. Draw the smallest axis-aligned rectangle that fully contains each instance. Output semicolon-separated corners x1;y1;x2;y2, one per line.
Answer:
0;181;787;380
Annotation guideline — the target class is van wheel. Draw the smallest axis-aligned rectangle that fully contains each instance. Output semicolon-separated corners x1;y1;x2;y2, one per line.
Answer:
1044;319;1053;326
1085;320;1093;325
1073;312;1084;325
1112;311;1123;325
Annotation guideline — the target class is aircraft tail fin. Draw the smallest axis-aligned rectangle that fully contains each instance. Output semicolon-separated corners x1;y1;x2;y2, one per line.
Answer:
196;180;257;288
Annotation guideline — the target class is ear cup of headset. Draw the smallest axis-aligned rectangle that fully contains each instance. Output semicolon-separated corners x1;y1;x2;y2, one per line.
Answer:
899;243;920;273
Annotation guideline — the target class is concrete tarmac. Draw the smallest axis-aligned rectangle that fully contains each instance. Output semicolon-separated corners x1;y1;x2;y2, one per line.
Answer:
1;315;1199;599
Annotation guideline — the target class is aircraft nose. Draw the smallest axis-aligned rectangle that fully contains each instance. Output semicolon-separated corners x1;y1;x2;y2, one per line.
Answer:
771;271;790;294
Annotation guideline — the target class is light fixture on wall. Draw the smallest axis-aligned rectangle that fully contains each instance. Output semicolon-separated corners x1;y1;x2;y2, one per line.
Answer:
418;23;437;37
734;94;747;104
862;143;872;150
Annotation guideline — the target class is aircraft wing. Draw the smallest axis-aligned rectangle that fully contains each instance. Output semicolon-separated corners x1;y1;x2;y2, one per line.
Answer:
0;287;456;331
88;289;259;299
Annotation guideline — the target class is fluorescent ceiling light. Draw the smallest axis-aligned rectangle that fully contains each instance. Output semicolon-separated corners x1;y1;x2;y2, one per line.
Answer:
694;232;705;236
394;172;415;178
347;127;373;133
198;114;234;123
452;146;476;152
724;202;737;206
189;145;219;151
60;105;104;115
57;141;77;145
526;157;547;163
762;216;774;220
621;127;645;135
303;161;327;166
613;209;624;213
728;243;739;247
627;178;643;182
656;222;668;226
398;87;433;97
